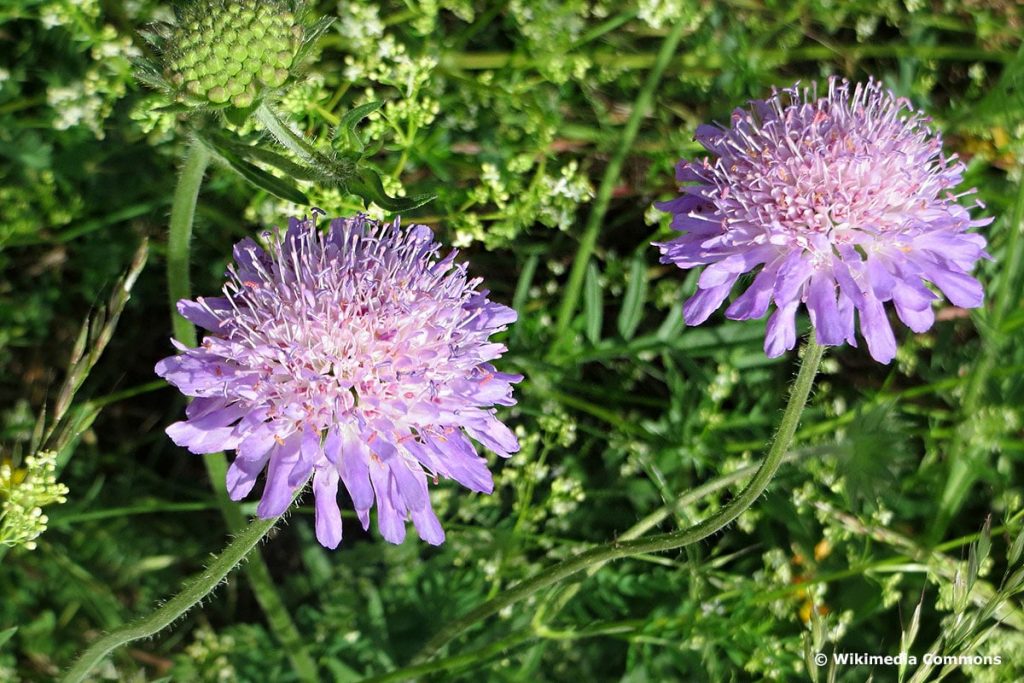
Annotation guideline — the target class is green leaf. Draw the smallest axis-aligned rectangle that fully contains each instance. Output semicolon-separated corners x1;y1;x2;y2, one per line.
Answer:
348;168;434;212
199;135;310;205
255;103;325;167
223;103;257;127
1009;525;1024;566
132;62;171;92
583;260;603;344
338;100;384;153
151;102;191;115
512;253;539;315
835;403;910;512
617;253;648;340
293;16;336;66
210;132;323;182
655;302;682;341
956;43;1024;127
0;627;16;651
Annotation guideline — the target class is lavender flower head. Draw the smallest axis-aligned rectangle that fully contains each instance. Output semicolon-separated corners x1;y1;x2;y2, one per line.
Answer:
156;215;522;548
657;77;992;363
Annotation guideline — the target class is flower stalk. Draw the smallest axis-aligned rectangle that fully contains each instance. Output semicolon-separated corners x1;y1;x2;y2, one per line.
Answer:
61;507;288;683
164;139;318;682
167;140;210;348
404;339;825;669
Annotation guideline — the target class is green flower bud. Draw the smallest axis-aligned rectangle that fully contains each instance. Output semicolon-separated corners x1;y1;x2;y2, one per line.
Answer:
207;86;229;104
231;88;256;108
160;0;315;111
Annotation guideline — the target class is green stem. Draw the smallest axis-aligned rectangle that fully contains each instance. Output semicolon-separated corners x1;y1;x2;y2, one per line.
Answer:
165;140;319;682
549;20;686;353
407;340;825;666
933;176;1024;540
167;140;210;348
531;446;822;627
61;513;282;683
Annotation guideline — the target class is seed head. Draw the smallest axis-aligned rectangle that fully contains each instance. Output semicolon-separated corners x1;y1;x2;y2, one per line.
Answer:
161;1;307;109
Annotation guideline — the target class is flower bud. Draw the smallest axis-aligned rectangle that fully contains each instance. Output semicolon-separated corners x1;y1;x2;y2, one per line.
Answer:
161;1;308;110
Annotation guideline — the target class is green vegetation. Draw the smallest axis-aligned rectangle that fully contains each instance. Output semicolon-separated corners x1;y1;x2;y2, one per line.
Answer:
2;0;1023;680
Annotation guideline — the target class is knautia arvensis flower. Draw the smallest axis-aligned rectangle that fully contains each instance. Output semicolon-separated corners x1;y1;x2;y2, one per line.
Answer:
148;0;326;111
156;215;522;548
657;77;992;363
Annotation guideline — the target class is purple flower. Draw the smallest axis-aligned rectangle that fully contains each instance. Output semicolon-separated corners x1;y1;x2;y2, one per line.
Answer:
156;215;522;548
656;77;992;363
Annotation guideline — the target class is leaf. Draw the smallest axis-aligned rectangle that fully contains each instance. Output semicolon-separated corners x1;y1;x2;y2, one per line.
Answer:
293;16;336;66
136;25;171;51
583;260;603;344
956;44;1024;127
1009;525;1024;566
835;403;910;511
512;253;539;314
0;627;16;651
655;302;683;341
151;102;191;115
337;100;385;153
223;103;257;127
348;168;434;212
617;253;648;340
362;137;385;158
223;154;310;205
210;132;323;182
199;135;310;205
132;61;170;92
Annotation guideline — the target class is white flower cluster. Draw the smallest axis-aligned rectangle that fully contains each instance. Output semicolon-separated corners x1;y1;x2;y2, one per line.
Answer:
637;0;706;31
336;1;385;53
184;626;238;682
39;0;100;30
454;159;594;248
0;451;69;551
44;20;138;139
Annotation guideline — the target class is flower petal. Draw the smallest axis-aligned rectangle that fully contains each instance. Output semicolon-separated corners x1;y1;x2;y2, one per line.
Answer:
369;461;406;545
226;452;269;501
338;427;374;512
806;270;844;346
858;294;897;364
313;467;342;549
683;278;739;326
725;265;777;320
411;505;445;546
765;301;799;358
257;435;302;518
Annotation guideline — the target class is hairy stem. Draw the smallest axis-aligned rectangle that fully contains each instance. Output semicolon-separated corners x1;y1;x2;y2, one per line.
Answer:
403;340;825;669
167;140;210;349
164;139;319;682
549;20;687;353
61;513;282;683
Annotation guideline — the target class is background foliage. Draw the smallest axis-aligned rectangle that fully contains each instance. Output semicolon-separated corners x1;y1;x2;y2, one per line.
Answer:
2;0;1023;680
